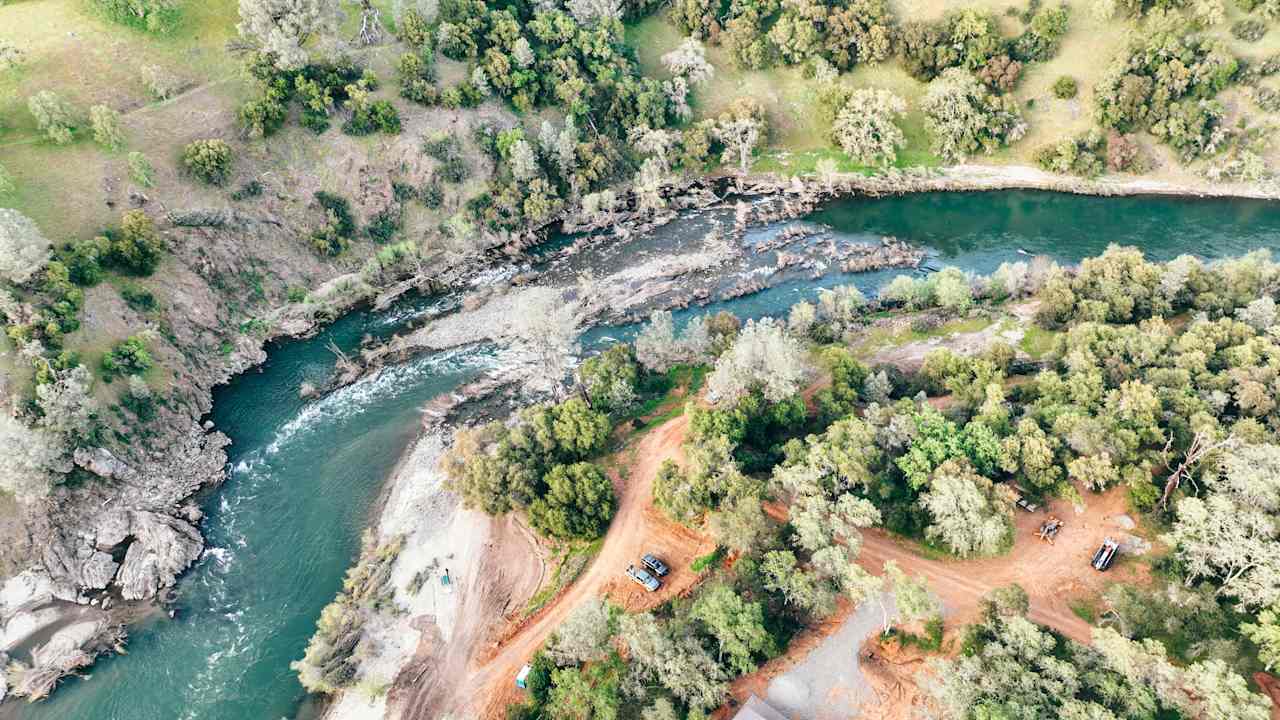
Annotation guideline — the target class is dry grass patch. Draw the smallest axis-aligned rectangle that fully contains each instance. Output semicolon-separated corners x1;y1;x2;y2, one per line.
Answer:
0;0;243;237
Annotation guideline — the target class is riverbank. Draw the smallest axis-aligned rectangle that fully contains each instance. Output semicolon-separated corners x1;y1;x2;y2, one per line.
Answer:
6;162;1280;713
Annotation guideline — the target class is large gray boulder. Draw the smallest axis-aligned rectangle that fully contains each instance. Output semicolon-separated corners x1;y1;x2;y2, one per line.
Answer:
113;511;203;601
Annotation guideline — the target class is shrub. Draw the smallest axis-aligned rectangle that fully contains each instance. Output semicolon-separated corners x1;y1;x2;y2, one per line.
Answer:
182;139;233;185
140;64;183;99
88;0;179;32
127;152;156;188
27;91;78;145
1232;19;1267;41
119;281;157;312
1106;130;1141;171
231;180;264;201
238;86;289;138
1052;75;1078;99
1034;131;1106;177
978;55;1023;93
398;8;433;49
311;192;356;256
89;104;125;150
102;336;154;377
397;51;438;105
420;175;444;208
109;210;165;275
61;236;110;286
364;207;401;243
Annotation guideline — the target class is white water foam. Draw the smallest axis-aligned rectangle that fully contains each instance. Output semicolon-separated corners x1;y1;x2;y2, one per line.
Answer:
264;346;496;456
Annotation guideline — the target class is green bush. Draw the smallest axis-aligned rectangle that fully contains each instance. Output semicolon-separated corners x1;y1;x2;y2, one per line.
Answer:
60;236;110;286
420;176;444;208
88;0;180;32
27;91;78;145
109;210;165;275
102;336;154;377
364;207;401;243
231;180;264;201
127;152;155;188
119;281;157;312
182;139;234;186
311;191;356;256
398;8;433;49
1034;131;1105;177
1052;75;1078;99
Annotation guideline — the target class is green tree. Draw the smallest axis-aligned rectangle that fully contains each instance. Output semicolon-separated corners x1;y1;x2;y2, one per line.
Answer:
527;462;616;539
999;418;1062;491
579;344;640;415
109;210;164;275
1242;606;1280;672
690;583;774;674
27;91;78;145
919;459;1012;557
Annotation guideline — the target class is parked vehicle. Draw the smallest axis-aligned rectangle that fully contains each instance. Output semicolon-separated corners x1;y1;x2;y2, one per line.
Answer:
626;564;661;592
641;553;669;577
515;664;532;689
1091;538;1119;571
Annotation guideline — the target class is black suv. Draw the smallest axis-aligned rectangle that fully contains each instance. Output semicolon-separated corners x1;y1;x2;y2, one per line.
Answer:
641;553;669;577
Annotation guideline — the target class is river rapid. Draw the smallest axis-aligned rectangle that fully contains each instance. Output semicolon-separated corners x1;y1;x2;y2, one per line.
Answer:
11;190;1280;720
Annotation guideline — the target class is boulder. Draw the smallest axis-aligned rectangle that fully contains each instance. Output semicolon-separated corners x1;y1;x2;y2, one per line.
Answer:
1117;533;1151;556
80;552;119;591
73;448;137;483
113;511;203;601
93;509;132;552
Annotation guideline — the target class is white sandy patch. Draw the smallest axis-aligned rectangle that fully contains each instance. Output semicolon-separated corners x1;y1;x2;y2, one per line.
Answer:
327;431;492;720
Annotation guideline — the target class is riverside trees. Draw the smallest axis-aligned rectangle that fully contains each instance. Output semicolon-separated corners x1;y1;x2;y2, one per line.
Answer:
441;398;615;540
505;244;1280;720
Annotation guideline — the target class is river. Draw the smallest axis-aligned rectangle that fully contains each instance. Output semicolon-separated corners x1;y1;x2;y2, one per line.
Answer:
11;190;1280;720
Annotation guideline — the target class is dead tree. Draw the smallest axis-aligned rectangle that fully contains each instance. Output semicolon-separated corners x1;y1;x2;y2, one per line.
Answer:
1159;431;1236;509
357;0;383;46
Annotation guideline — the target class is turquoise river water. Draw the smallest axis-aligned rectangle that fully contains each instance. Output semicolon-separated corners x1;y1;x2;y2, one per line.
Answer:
11;190;1280;720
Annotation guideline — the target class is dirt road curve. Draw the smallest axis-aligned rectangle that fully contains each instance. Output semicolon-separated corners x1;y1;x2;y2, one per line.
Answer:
408;414;711;720
410;405;1140;720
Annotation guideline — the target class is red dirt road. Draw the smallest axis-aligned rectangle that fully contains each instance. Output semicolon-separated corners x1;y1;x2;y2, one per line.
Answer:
413;413;714;720
412;409;1145;720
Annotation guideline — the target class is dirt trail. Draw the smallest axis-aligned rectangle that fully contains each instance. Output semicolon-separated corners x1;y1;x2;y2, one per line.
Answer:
410;413;711;720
